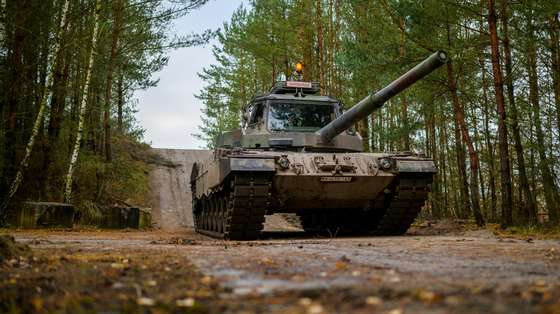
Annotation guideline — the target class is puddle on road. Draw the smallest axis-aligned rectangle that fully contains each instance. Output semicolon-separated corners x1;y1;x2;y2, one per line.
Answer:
210;267;363;296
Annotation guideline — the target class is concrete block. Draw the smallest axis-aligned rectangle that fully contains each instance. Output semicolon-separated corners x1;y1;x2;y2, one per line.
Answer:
100;207;152;229
9;202;74;228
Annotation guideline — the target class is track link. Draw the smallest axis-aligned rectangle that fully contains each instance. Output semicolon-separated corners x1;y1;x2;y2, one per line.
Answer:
193;172;271;240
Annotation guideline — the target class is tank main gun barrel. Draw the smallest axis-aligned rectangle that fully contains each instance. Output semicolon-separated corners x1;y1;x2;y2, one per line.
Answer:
317;51;448;143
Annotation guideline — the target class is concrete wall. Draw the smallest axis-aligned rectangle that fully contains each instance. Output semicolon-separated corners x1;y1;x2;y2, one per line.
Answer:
148;149;212;230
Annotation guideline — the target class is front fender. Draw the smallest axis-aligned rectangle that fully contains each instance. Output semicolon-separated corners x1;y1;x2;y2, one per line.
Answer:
395;159;437;174
229;158;276;172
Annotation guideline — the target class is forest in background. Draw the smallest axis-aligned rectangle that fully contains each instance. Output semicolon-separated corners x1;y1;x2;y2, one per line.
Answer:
196;0;560;228
0;0;210;224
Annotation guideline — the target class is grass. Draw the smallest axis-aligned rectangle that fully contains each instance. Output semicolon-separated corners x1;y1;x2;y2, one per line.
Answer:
413;218;560;240
73;135;153;208
488;223;560;240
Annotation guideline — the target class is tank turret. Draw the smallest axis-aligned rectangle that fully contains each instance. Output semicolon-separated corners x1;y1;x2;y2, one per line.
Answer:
317;51;448;143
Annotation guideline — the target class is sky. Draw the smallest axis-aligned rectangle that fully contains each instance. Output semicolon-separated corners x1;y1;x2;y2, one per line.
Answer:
134;0;245;149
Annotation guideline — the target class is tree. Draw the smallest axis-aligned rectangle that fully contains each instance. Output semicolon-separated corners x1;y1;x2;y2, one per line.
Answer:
487;0;513;227
500;0;536;223
64;0;102;203
525;6;560;223
0;0;71;223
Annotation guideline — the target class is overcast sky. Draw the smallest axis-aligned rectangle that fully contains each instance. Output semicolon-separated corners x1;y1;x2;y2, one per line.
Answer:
134;1;244;149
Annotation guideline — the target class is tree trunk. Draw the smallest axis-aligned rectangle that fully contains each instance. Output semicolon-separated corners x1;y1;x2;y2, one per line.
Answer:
501;0;536;223
440;118;450;217
2;0;28;190
42;46;71;199
401;97;410;151
487;0;513;227
399;22;409;151
447;61;484;226
527;19;560;224
41;3;73;199
453;109;470;219
64;0;102;203
316;0;324;93
358;118;370;152
103;0;123;163
117;69;124;133
426;105;439;218
547;14;560;135
0;0;71;223
478;52;497;222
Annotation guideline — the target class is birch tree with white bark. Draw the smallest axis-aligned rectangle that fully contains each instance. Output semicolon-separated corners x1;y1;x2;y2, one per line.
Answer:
64;0;102;203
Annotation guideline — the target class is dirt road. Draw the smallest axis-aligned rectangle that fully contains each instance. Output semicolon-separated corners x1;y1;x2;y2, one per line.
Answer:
4;228;560;313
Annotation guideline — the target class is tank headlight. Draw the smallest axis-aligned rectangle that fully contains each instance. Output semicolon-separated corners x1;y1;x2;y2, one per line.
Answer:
379;158;392;170
278;156;290;169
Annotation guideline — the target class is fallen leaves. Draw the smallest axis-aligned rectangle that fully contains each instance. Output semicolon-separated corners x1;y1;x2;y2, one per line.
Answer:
200;275;213;285
365;296;382;306
110;262;127;269
298;298;324;314
176;297;195;307
259;257;276;266
334;261;348;271
520;280;553;302
298;298;313;306
308;303;324;314
144;279;157;287
415;289;443;304
443;295;465;305
136;297;155;306
168;237;198;245
30;297;44;311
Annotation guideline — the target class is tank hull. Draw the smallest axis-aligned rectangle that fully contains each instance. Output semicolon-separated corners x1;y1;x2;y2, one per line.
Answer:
191;150;435;240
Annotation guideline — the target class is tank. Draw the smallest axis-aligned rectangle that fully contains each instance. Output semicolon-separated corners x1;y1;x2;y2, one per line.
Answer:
191;51;448;240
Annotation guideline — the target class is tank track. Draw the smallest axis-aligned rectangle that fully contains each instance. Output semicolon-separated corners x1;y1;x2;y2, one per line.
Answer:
371;174;431;235
297;174;431;236
193;172;271;240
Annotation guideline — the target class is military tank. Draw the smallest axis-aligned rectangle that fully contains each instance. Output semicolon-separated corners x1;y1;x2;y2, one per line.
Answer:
191;51;448;240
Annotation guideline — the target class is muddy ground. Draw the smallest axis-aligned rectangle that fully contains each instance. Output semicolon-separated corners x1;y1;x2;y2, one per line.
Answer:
1;225;560;314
